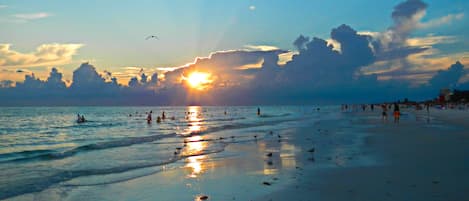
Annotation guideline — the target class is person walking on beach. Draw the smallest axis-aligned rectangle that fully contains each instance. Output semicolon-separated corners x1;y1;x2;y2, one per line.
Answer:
393;103;400;123
381;104;388;121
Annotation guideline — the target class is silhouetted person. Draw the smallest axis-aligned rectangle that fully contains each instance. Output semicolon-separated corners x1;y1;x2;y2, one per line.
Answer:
156;116;161;123
257;107;261;116
393;103;400;123
381;104;388;121
147;111;152;124
371;104;374;111
162;111;166;120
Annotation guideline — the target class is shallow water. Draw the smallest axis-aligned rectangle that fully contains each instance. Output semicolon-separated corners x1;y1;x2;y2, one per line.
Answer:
0;106;331;200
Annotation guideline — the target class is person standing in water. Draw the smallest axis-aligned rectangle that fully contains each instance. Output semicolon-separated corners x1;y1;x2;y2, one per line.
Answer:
147;111;152;124
393;103;400;123
162;111;166;120
156;116;161;123
257;107;261;116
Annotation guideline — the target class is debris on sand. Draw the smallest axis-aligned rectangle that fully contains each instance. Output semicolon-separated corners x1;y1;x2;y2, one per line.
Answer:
262;181;271;186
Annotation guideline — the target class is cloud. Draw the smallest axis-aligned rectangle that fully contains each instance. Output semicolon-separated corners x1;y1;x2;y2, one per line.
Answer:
428;61;465;89
1;0;468;106
45;68;66;90
293;35;309;51
0;43;84;68
370;0;428;59
358;0;465;84
418;13;464;29
111;66;161;86
70;63;109;90
249;5;256;11
406;35;457;47
162;49;287;87
127;70;158;89
13;12;52;20
244;45;280;51
0;5;7;9
278;51;297;65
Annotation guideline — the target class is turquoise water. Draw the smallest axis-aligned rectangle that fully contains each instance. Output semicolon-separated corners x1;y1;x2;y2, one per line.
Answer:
0;106;324;199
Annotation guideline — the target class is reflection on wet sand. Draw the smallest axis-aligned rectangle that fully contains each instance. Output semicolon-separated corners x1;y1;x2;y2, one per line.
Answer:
183;136;208;178
259;137;300;176
186;155;205;178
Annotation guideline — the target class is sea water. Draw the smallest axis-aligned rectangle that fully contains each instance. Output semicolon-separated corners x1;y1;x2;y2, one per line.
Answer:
0;106;328;199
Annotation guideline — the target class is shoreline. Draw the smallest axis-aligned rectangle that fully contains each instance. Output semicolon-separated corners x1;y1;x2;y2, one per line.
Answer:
4;107;469;201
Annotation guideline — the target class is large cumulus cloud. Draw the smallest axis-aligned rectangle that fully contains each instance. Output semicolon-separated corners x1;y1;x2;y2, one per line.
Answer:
0;0;468;106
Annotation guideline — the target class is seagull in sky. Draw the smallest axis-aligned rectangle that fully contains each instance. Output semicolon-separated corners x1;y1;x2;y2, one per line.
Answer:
145;35;159;40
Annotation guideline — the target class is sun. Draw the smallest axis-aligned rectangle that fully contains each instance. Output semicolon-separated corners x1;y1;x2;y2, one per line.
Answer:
184;71;212;90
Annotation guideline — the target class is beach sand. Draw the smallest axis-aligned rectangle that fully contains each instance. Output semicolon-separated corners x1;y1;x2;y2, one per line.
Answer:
254;108;469;201
7;108;469;201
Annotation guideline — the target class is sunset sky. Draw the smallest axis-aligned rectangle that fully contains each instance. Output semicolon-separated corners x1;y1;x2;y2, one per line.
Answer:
1;0;469;105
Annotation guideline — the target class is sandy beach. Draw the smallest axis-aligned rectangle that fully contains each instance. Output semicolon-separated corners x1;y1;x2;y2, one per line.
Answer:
3;106;469;201
254;108;469;201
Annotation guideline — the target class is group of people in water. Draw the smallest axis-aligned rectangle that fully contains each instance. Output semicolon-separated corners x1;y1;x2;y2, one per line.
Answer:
76;107;267;124
146;110;168;124
76;114;86;123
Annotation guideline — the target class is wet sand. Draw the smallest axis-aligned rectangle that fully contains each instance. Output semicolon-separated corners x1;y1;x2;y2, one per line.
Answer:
254;108;469;201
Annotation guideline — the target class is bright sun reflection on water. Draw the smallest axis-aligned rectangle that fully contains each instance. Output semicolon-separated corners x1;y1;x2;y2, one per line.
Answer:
184;135;207;178
185;106;204;135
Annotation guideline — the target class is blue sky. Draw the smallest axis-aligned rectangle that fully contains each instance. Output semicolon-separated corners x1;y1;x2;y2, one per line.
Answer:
1;0;467;68
0;0;468;105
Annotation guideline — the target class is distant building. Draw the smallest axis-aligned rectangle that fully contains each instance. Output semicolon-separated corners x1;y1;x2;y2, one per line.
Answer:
450;90;469;103
439;88;451;103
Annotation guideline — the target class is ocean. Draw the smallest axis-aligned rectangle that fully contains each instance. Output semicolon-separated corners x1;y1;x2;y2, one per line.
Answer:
0;106;330;200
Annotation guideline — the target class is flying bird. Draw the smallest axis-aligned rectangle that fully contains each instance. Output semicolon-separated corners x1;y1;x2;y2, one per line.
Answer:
145;35;159;40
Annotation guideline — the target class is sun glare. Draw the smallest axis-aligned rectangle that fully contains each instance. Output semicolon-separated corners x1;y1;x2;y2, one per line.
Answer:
184;72;212;90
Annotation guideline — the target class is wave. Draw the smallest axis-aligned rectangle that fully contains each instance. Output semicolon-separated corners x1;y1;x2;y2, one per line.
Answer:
259;113;291;118
1;133;176;164
51;121;127;130
180;114;300;136
0;149;54;162
0;145;225;200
